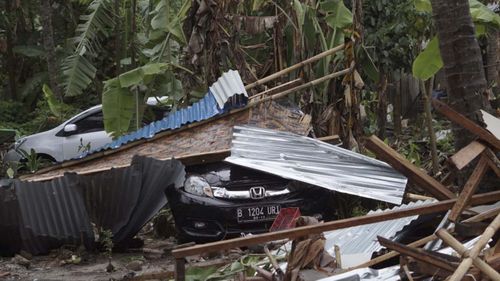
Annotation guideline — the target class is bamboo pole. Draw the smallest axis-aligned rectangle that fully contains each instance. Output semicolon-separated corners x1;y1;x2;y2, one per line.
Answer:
244;44;345;90
436;229;500;281
249;78;302;100
249;64;355;107
447;213;500;281
463;206;500;223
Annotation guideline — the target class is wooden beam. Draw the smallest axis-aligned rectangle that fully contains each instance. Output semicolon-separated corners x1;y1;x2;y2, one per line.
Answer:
172;191;500;259
436;229;500;281
449;155;490;222
348;234;437;270
484;148;500;177
432;99;500;150
448;213;500;281
449;141;486;170
364;135;455;200
377;236;456;272
463;206;500;223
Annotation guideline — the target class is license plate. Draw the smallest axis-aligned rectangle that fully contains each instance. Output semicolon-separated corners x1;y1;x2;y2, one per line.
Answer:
237;205;281;223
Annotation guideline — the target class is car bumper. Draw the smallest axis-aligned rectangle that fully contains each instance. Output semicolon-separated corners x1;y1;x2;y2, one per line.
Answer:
165;186;333;242
3;149;22;163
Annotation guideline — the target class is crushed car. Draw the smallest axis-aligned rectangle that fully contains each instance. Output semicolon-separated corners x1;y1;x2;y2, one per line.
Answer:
165;161;336;242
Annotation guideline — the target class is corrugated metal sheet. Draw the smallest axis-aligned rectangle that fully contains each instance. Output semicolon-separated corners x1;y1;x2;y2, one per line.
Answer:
225;126;408;204
79;70;248;158
317;265;400;281
0;156;185;255
113;156;185;242
323;200;435;267
15;176;95;255
209;70;247;108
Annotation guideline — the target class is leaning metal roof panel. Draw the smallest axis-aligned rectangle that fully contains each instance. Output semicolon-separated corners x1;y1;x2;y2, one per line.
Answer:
323;200;435;267
78;70;248;158
209;70;248;108
225;126;408;204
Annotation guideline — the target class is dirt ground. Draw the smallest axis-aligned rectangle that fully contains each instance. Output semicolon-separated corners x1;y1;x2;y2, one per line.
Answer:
0;237;178;281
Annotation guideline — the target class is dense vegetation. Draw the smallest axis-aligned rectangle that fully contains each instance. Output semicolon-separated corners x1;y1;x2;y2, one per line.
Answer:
0;0;498;177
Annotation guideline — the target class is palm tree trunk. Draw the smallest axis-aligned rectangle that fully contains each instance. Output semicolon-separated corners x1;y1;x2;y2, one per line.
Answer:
40;0;62;100
4;1;17;100
430;0;490;150
486;29;499;86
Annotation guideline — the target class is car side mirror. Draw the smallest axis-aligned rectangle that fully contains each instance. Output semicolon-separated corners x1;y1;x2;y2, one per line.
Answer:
64;124;77;134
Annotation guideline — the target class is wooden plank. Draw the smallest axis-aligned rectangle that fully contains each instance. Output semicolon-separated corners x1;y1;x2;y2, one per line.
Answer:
172;190;500;259
449;155;490;222
436;229;500;281
484;148;500;177
348;234;437;270
364;135;455;200
432;99;500;150
449;141;486;170
463;206;500;223
377;236;457;272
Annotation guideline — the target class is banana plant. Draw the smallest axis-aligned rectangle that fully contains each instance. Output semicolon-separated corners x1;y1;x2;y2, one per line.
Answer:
412;0;500;80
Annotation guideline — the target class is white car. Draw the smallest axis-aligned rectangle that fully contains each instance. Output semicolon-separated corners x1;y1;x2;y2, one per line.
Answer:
5;105;112;163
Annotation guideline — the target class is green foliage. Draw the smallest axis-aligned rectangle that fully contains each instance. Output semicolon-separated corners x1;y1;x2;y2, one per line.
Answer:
98;228;114;259
17;148;42;173
412;0;500;80
412;36;443;81
61;0;114;97
363;0;428;76
102;63;170;137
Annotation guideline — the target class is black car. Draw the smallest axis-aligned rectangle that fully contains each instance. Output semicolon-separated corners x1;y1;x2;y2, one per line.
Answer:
165;162;336;242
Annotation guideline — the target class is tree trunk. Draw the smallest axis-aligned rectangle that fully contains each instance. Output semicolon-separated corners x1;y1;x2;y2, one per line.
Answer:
4;1;17;100
486;30;499;86
430;0;491;150
393;70;402;136
422;77;439;175
40;0;62;100
377;73;388;140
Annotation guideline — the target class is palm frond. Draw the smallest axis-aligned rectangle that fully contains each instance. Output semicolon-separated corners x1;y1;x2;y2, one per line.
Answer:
61;0;113;97
61;54;97;97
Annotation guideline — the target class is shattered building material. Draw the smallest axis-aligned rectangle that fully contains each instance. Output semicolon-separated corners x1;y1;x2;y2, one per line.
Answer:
172;190;500;279
432;99;500;150
449;141;486;170
0;156;185;255
449;155;491;222
316;265;401;281
365;135;456;200
323;200;435;268
481;109;500;139
225;126;408;204
80;70;249;158
22;101;311;182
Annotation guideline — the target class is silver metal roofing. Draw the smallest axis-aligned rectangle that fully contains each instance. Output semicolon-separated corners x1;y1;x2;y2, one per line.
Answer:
317;265;400;281
323;200;435;268
209;69;247;108
225;126;408;204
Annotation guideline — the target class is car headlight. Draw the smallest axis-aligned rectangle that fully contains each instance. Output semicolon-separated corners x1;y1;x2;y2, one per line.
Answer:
184;176;213;197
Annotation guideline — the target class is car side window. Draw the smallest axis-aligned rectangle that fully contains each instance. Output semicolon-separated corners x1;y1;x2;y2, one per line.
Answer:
74;111;105;134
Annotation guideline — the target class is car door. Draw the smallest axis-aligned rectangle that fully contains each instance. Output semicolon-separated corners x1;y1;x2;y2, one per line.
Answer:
62;110;112;160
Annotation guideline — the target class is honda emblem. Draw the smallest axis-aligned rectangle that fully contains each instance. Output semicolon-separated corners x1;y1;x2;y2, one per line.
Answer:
249;186;265;199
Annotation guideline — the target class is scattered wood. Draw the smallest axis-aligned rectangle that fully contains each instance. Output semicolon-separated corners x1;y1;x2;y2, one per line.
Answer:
377;236;457;272
446;213;500;281
449;155;490;222
436;228;500;281
432;99;500;150
348;234;437;270
463;206;500;223
484;147;500;177
172;190;500;280
364;135;456;200
449;141;486;170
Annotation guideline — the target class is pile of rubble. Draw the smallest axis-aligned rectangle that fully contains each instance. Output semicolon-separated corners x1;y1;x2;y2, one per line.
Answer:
0;44;498;281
